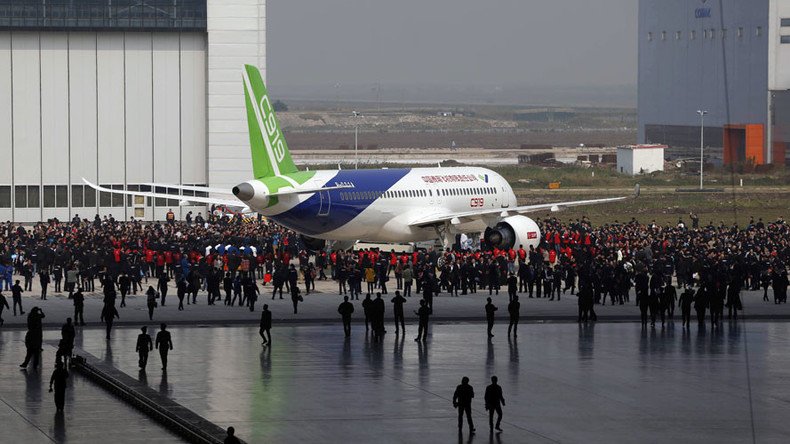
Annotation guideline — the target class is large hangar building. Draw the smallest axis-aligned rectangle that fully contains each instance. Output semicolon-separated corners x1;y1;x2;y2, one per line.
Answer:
639;0;790;166
0;0;267;222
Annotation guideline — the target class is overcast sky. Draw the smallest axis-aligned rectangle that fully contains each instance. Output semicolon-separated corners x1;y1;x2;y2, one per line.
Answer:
268;0;637;105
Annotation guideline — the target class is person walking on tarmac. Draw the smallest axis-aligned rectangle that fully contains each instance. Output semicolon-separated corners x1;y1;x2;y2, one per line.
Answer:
484;376;506;432
414;299;430;342
453;376;476;433
136;326;153;370
337;296;354;338
260;304;272;345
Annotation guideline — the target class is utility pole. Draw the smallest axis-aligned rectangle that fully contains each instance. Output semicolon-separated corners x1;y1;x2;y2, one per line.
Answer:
697;110;708;190
352;111;361;169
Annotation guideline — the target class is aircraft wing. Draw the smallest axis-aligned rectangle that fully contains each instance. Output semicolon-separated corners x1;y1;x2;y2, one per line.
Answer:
84;178;354;206
82;179;243;208
145;181;353;197
409;185;639;228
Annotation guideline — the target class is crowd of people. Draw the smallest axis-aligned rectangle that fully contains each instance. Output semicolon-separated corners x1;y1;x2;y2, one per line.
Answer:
0;212;788;330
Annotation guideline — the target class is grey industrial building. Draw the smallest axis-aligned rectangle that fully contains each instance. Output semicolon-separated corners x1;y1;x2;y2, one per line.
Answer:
0;0;267;222
639;0;790;166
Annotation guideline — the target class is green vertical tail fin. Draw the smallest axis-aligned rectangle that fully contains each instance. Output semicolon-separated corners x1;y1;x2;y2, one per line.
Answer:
242;64;298;178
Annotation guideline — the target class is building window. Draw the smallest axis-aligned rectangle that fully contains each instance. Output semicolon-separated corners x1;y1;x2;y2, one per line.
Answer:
756;26;763;36
781;18;790;27
28;186;40;208
71;185;83;208
721;28;727;39
56;185;68;208
675;31;682;40
690;30;696;40
782;35;790;44
43;185;56;208
738;27;744;38
647;32;653;41
85;187;97;208
111;185;124;207
99;185;112;207
0;186;10;208
660;31;666;41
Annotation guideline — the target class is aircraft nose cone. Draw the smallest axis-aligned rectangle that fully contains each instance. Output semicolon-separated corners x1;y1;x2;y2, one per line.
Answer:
232;183;255;201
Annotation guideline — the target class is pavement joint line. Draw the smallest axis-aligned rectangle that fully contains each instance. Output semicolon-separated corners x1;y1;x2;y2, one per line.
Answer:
0;394;57;443
71;347;245;444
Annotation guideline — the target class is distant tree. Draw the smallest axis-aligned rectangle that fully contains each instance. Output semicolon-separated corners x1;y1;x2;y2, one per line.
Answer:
273;100;288;112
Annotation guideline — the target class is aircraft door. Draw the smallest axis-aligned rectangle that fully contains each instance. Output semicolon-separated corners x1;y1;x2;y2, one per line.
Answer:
318;190;331;216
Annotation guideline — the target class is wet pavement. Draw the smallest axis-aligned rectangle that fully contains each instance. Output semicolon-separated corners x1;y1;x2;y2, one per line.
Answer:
0;330;182;443
66;320;790;443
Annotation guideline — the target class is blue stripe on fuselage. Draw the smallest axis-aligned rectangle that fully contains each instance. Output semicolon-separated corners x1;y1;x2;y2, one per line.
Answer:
270;168;411;236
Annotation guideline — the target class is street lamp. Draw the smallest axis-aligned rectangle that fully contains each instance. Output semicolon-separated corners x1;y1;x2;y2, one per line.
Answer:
697;110;708;190
352;111;362;169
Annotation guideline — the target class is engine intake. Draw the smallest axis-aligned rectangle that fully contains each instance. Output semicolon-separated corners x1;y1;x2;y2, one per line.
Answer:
484;215;541;250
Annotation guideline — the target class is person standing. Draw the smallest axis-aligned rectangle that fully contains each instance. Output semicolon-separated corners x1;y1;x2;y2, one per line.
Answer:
678;286;695;328
176;278;187;311
372;292;386;340
100;302;119;339
12;280;24;316
362;293;372;332
146;286;158;321
73;288;85;326
506;272;517;302
391;290;406;334
507;295;520;337
402;265;413;298
0;291;9;326
485;297;497;338
39;271;50;300
118;272;130;307
484;376;505;432
53;265;63;293
49;361;69;412
155;323;173;371
60;318;75;368
453;376;475;433
260;304;272;345
157;273;170;307
337;296;354;337
136;326;153;370
414;299;430;342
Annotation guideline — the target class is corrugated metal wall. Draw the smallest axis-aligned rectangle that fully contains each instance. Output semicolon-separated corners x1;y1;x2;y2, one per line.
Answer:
0;31;207;222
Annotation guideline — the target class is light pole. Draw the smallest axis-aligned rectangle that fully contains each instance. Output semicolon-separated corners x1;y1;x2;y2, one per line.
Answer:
697;110;708;190
352;111;361;169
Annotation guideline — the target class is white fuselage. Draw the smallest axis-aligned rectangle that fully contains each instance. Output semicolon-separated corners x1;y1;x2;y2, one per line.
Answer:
254;167;518;242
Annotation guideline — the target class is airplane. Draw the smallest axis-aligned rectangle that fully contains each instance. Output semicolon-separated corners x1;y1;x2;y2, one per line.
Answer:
85;65;638;252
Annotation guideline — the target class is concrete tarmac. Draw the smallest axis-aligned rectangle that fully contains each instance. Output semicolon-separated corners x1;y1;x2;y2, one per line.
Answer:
0;331;182;443
70;322;790;443
0;277;788;328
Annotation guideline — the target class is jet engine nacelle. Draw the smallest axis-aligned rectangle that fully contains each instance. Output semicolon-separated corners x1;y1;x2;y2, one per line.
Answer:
484;215;541;251
300;234;327;252
232;180;270;210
